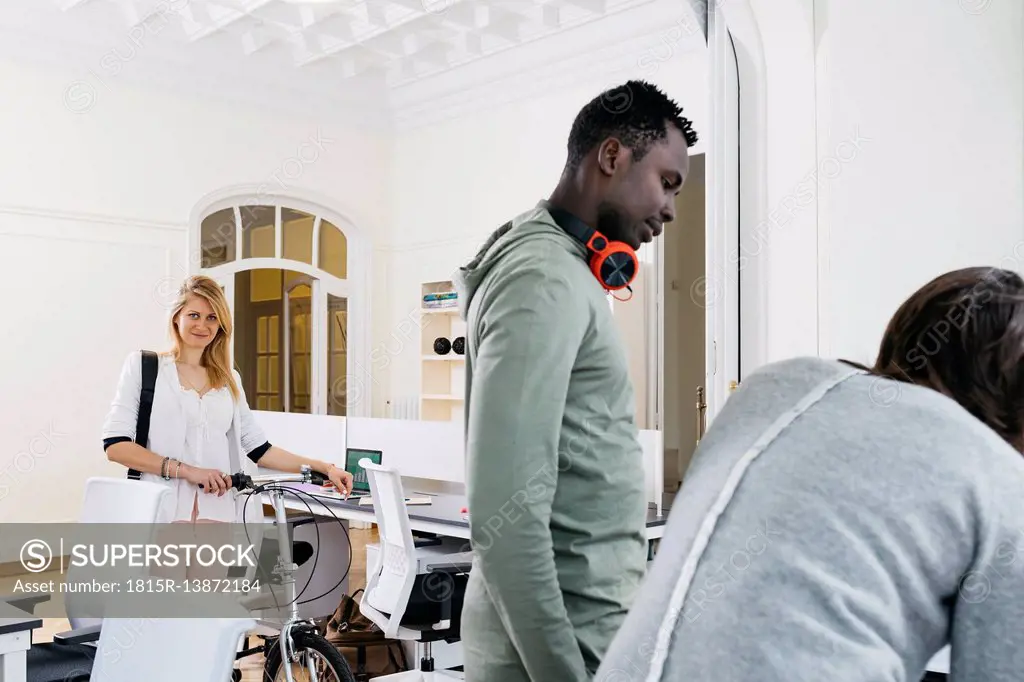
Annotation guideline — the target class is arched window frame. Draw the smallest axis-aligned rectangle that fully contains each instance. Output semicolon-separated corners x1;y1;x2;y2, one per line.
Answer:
187;186;373;418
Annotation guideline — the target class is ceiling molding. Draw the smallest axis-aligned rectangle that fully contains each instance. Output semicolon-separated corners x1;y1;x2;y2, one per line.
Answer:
0;1;394;131
389;21;706;131
388;0;702;103
0;203;185;233
0;46;393;134
0;0;704;132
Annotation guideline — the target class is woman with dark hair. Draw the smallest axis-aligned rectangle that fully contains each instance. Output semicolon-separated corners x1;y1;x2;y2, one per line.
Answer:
596;266;1024;682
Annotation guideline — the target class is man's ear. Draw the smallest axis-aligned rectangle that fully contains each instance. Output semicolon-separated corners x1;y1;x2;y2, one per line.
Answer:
597;138;627;177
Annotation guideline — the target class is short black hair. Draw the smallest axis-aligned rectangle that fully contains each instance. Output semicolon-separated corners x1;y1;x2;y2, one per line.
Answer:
565;80;698;171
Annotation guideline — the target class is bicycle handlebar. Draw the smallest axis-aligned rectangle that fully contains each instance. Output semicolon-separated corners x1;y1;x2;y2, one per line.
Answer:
198;466;327;490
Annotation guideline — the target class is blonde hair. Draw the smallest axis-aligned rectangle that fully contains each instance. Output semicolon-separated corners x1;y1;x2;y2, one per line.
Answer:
167;275;241;401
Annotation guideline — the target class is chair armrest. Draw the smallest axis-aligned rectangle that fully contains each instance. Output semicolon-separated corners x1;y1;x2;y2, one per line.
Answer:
413;536;443;548
53;623;102;645
425;562;472;575
0;594;51;615
421;562;471;628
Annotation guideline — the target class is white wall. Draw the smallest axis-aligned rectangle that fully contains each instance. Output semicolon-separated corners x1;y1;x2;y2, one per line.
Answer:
0;57;390;523
739;0;1023;366
384;48;709;408
816;0;1024;363
385;0;1024;420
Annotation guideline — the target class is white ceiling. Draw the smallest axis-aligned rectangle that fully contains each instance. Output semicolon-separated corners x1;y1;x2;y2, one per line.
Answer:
0;0;705;129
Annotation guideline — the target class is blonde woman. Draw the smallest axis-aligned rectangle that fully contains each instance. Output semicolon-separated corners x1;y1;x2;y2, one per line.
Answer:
102;275;353;532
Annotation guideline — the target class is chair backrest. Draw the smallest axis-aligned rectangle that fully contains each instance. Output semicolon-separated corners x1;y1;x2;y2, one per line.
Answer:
78;476;171;524
358;457;417;639
69;477;172;629
88;618;255;682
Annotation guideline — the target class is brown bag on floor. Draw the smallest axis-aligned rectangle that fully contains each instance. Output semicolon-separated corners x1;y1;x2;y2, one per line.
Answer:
325;588;408;675
326;588;380;644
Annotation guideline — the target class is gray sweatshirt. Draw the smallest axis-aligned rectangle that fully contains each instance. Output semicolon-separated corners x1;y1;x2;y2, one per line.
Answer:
453;201;649;681
596;356;1024;681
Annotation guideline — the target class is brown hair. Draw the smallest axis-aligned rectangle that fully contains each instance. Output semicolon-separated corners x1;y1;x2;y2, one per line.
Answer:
851;266;1024;452
167;275;241;401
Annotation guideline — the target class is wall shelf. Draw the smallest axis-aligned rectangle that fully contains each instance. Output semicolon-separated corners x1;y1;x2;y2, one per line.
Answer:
419;279;466;422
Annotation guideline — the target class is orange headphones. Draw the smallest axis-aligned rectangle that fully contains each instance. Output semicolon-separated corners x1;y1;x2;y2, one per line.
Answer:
548;207;638;300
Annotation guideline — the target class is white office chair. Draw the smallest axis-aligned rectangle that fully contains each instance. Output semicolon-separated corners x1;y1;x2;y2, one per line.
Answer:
357;458;469;681
76;476;171;523
88;617;256;682
20;477;174;682
62;476;175;636
3;476;174;621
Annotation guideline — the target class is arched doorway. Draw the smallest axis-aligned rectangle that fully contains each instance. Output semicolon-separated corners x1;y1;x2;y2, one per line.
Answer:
661;0;805;420
188;187;372;417
653;0;808;501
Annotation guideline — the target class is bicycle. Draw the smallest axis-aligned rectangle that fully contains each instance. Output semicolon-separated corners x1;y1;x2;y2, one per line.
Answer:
204;465;357;682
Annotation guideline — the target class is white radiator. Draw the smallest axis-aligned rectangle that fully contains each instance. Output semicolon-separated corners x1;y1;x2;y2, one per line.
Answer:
387;396;420;420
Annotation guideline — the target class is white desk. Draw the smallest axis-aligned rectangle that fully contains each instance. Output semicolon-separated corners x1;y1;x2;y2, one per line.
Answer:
266;485;668;542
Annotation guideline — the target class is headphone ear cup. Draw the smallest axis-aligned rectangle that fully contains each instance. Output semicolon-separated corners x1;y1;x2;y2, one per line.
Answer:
590;244;638;291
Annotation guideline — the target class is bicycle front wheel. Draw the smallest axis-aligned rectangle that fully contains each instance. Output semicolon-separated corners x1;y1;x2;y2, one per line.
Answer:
263;630;356;682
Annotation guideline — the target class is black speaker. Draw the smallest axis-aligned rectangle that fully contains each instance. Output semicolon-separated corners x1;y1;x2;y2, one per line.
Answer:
433;337;452;355
452;336;465;355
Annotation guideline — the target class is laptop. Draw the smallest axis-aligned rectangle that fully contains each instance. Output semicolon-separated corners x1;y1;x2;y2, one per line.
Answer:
343;447;383;499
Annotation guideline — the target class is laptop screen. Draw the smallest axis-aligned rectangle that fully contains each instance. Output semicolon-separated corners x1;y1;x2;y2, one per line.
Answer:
345;448;383;493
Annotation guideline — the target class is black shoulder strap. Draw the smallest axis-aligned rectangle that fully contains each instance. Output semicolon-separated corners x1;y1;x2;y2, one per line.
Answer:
127;350;159;480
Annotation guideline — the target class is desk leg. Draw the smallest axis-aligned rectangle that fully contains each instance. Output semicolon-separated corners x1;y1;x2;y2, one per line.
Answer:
0;629;33;682
0;650;27;682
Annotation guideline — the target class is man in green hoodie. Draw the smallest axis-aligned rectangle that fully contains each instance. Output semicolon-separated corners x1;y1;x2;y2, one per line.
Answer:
452;80;697;681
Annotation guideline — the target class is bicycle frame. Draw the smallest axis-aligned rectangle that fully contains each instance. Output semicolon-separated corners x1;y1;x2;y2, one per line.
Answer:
238;466;324;682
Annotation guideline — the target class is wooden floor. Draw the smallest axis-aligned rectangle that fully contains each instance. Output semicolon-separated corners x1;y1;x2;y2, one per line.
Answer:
3;527;378;681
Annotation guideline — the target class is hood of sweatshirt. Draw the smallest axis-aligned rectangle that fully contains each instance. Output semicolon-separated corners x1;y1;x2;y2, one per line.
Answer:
452;200;587;320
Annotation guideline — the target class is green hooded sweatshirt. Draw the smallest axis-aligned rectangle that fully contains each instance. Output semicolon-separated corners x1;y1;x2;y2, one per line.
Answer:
452;201;649;681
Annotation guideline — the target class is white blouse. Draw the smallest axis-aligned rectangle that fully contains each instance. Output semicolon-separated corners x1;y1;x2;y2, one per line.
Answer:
102;351;269;526
173;373;237;523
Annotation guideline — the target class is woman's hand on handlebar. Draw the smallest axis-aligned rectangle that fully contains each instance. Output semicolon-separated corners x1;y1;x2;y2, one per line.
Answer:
182;465;232;496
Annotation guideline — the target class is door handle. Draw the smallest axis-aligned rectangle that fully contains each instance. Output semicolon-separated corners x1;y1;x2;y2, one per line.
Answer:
696;386;707;447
